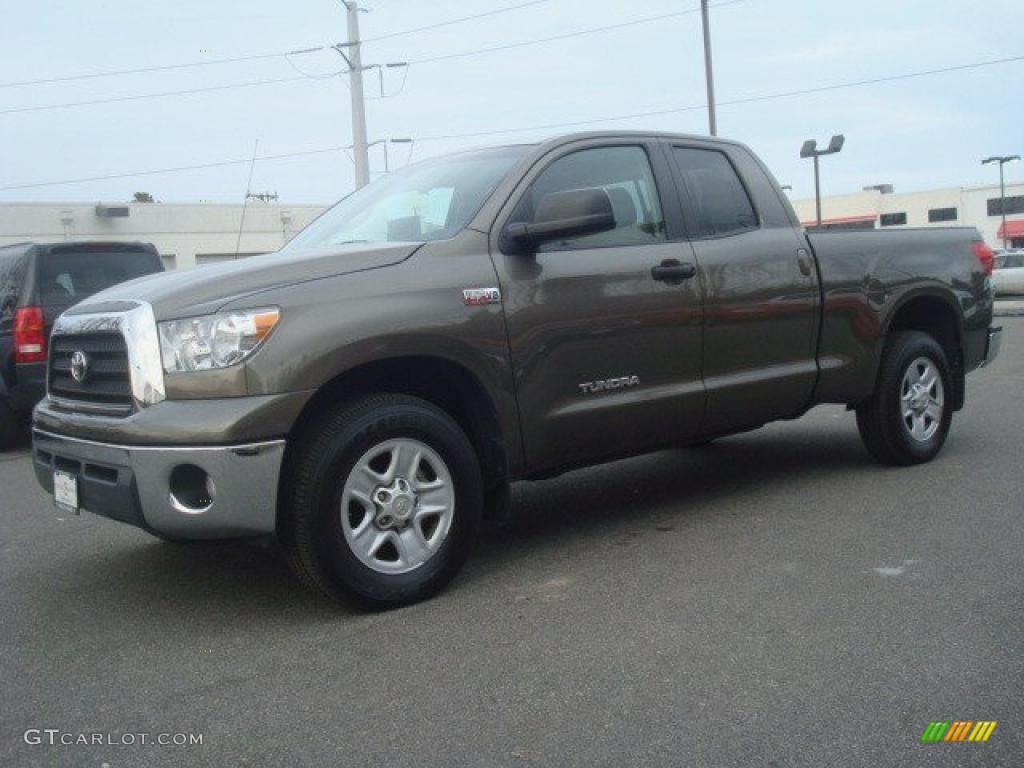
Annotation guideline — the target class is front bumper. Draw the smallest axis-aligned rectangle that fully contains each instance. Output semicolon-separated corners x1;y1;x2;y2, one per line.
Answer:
32;429;285;539
983;326;1003;367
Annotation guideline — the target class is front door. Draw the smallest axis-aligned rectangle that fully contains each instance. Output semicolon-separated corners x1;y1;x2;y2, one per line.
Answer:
490;141;705;473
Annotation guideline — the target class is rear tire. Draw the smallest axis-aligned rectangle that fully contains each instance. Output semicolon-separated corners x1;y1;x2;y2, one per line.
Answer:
279;394;483;609
856;331;953;466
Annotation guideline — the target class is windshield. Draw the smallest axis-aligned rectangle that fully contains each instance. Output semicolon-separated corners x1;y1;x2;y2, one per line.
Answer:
283;145;528;251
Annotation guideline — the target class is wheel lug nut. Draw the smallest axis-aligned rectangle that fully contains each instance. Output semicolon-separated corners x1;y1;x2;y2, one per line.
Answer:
378;515;393;528
377;491;389;503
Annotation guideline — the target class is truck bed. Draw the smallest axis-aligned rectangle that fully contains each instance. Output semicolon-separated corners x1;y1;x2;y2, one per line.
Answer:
806;226;994;406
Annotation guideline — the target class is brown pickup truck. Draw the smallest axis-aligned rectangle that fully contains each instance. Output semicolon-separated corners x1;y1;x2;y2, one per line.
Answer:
31;131;1001;607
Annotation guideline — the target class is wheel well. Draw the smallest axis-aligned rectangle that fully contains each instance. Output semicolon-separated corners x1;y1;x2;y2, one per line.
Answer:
887;295;965;409
286;356;508;493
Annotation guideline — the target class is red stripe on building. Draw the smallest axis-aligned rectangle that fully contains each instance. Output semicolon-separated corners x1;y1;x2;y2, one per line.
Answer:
800;214;878;227
997;219;1024;239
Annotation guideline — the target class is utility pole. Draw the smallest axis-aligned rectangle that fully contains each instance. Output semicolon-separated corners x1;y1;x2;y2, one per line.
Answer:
246;191;279;204
700;0;717;136
235;139;259;259
344;1;370;189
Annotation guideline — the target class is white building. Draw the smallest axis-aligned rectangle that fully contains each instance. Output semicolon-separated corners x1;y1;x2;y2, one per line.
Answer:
0;201;326;270
2;180;1022;270
790;181;1024;248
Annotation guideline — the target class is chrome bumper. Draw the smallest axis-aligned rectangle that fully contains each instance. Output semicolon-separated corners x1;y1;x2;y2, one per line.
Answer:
983;326;1002;367
32;429;285;539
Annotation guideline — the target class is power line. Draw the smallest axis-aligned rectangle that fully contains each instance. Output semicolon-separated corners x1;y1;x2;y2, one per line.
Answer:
0;3;745;115
363;0;552;43
0;75;310;116
415;53;1024;140
283;54;348;80
0;47;332;90
408;0;746;65
0;1;556;89
716;54;1024;109
0;147;352;191
2;53;1021;191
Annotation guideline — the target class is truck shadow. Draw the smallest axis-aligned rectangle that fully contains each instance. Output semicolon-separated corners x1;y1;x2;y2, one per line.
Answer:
508;435;869;532
34;420;879;621
464;425;875;585
0;424;32;455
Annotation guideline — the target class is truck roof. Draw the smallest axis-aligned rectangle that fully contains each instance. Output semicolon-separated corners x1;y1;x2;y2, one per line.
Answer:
528;129;746;148
448;131;748;159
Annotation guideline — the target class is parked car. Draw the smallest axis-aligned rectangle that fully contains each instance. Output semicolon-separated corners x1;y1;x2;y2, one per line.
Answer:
0;241;163;448
31;132;1000;607
993;250;1024;295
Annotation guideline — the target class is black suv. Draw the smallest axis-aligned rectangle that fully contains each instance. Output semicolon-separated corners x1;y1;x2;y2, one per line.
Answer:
0;241;164;448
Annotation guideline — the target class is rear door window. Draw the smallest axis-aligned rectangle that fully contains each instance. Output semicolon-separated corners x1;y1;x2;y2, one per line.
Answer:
38;252;160;306
670;147;759;237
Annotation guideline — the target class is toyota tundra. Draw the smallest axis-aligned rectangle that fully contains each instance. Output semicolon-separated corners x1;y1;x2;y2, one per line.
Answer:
31;132;1002;607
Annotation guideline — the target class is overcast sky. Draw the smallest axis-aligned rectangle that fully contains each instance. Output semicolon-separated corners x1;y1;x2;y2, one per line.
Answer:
1;0;1021;205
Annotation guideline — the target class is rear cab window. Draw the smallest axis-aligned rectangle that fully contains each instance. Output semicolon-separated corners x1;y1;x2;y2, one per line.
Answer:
37;250;161;307
670;146;759;238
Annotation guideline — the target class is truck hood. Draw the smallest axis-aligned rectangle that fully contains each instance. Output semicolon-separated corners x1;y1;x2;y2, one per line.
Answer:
71;242;422;320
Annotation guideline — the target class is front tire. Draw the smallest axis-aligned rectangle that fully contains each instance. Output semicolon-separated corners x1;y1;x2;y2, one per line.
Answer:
856;331;953;466
279;394;483;609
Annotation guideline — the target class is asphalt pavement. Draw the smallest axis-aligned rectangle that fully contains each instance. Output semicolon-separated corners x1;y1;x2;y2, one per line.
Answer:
2;319;1022;768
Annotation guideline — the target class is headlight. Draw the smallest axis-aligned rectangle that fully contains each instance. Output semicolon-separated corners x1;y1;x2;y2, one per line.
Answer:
158;308;280;373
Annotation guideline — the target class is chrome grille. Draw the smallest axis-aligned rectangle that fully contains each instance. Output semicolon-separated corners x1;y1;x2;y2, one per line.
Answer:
49;333;133;415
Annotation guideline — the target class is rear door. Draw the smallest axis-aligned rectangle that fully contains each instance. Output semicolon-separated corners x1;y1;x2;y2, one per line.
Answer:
664;141;819;433
490;139;705;473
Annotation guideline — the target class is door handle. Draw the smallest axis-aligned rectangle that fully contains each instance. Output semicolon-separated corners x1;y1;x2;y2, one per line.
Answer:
796;248;813;277
651;259;696;284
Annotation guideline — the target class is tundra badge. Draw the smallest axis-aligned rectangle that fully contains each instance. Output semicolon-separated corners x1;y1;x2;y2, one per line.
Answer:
579;376;640;395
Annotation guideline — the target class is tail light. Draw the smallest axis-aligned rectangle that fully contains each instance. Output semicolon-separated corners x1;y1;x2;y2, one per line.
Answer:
972;240;995;277
13;306;47;363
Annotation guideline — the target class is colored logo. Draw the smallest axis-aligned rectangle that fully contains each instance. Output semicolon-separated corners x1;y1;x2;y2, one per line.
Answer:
462;287;501;306
921;721;997;742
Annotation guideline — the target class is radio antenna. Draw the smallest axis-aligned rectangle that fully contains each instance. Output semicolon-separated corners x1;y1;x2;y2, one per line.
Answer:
234;139;259;259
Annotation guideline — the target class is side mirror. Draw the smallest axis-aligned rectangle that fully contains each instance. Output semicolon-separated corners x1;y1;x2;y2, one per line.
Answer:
502;187;616;254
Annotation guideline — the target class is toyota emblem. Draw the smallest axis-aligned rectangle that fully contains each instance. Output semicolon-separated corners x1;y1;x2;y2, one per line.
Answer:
70;350;90;383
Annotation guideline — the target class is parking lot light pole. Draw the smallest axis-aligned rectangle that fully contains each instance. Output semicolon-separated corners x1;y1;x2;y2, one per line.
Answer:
982;155;1020;249
800;135;846;229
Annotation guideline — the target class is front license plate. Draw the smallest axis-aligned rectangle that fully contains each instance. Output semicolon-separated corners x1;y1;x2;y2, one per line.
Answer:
53;470;79;514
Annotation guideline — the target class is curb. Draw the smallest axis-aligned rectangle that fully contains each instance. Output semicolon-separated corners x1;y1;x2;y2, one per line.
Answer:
994;302;1024;318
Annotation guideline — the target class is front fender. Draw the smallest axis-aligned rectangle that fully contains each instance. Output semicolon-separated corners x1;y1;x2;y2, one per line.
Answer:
234;235;522;470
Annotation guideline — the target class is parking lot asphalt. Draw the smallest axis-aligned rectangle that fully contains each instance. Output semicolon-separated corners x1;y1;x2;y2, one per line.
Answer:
1;319;1021;768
